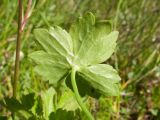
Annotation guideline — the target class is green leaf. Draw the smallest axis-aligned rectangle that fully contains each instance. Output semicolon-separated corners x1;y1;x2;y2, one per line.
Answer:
75;30;119;66
28;116;37;120
66;74;101;98
4;97;25;112
57;88;79;111
32;26;74;84
21;93;35;110
2;97;33;119
0;116;7;120
69;12;95;55
29;51;69;68
70;12;115;66
78;64;121;96
30;13;121;120
30;12;121;99
49;26;73;55
95;20;112;34
35;96;43;116
49;109;75;120
34;26;73;58
29;51;70;84
34;63;69;84
41;87;56;119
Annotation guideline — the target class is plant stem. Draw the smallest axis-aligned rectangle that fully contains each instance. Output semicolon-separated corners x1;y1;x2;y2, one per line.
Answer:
12;1;23;119
71;67;94;120
13;0;23;98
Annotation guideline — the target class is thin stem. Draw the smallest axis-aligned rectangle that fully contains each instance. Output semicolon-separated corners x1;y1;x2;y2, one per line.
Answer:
71;67;94;120
13;0;23;98
12;1;23;119
114;0;123;30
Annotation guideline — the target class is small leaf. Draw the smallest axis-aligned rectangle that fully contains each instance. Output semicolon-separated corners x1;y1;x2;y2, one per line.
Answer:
28;116;37;120
34;27;73;58
35;96;43;116
75;31;119;66
78;64;121;96
34;63;69;84
0;116;7;120
66;74;101;98
69;12;95;54
70;12;115;66
31;26;74;84
21;93;35;110
4;97;25;112
41;87;56;119
49;109;75;120
29;51;70;68
49;26;73;55
57;88;79;111
95;20;112;34
29;51;70;84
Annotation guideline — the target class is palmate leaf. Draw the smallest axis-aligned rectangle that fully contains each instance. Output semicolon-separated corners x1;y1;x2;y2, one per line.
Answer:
30;12;121;97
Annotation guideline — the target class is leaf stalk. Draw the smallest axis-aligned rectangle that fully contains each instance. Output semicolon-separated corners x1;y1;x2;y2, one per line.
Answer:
71;67;94;120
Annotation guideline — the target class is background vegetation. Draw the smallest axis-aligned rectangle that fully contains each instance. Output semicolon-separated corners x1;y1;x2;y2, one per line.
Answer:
0;0;160;119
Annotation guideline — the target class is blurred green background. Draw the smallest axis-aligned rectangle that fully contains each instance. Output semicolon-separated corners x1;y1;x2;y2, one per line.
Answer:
0;0;160;119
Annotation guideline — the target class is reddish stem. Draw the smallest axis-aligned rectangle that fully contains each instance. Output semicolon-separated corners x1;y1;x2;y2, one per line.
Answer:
21;0;32;32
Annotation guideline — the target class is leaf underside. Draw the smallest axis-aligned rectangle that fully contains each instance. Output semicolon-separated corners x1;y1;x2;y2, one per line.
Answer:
78;64;121;96
30;12;121;97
